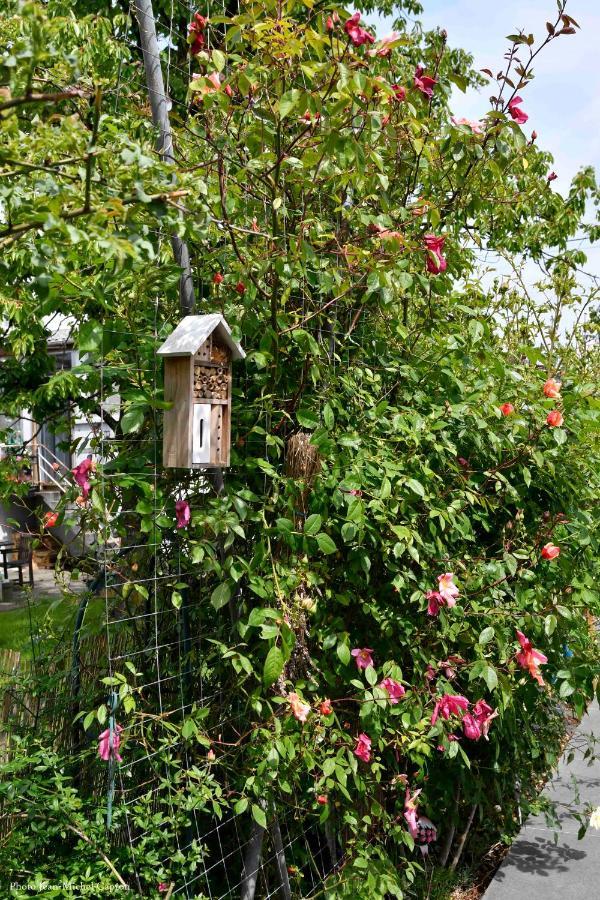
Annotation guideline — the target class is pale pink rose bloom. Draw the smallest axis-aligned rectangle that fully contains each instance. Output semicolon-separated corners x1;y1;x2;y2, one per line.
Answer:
451;116;483;134
437;573;459;605
288;692;311;723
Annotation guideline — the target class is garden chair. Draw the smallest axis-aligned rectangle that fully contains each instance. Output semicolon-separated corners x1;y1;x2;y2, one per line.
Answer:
1;533;34;587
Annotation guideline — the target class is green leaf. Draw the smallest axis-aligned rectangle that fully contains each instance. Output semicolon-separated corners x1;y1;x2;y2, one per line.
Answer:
182;718;196;739
503;552;518;576
365;665;377;686
78;320;103;353
545;614;557;637
212;48;226;71
278;89;300;118
468;320;484;344
316;533;337;554
252;803;267;829
171;591;183;610
405;478;425;498
482;665;498;691
478;627;495;645
341;522;357;543
297;408;319;429
304;513;322;536
211;582;232;611
323;403;335;429
263;646;285;687
337;642;351;666
120;406;146;434
559;680;575;699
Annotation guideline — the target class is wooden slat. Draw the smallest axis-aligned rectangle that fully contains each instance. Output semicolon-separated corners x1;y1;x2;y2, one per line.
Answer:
163;356;193;468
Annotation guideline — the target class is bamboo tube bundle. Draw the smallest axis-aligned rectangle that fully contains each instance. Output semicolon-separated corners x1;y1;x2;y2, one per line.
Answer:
285;431;321;485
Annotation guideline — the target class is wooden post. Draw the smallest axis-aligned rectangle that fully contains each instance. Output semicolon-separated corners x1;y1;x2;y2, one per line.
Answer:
133;0;195;316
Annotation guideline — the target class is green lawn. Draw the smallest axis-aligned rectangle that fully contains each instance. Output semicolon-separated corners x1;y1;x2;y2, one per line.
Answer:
0;595;105;658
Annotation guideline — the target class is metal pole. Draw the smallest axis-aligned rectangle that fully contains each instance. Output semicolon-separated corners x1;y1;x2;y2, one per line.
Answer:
133;0;195;315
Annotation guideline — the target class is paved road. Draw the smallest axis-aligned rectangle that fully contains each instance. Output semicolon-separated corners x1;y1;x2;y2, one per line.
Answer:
485;700;600;900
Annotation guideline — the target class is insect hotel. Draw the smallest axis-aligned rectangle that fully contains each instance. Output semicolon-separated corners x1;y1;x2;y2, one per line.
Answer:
157;314;245;469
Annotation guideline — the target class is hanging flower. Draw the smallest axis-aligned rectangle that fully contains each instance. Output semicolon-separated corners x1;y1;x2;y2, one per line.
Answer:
368;31;402;57
236;281;246;294
73;456;94;498
472;699;498;738
175;500;191;529
351;647;374;670
546;410;564;427
188;12;207;56
431;694;469;725
437;573;459;605
508;96;528;125
343;13;375;47
547;171;557;182
500;402;515;416
451;116;483;134
43;511;58;528
541;542;560;560
391;84;407;102
213;272;224;285
207;71;222;92
371;222;403;243
207;748;216;761
543;378;561;398
425;664;437;681
98;724;123;762
317;794;328;805
354;732;372;763
288;692;311;723
516;630;548;685
380;677;406;704
426;590;443;616
424;234;447;274
404;787;421;838
462;713;480;740
158;883;170;893
319;698;333;716
413;65;437;98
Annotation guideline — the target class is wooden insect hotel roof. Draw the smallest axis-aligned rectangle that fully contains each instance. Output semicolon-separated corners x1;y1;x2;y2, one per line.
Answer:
157;314;245;361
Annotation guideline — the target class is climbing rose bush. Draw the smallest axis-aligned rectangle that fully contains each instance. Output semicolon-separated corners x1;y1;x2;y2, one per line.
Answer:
0;0;598;896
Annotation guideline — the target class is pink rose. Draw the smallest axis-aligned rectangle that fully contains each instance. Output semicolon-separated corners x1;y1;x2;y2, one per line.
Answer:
508;96;528;125
351;647;374;670
354;732;372;763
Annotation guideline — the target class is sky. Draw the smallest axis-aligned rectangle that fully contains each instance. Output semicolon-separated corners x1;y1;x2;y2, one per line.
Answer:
371;0;599;326
414;0;600;193
372;0;600;191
